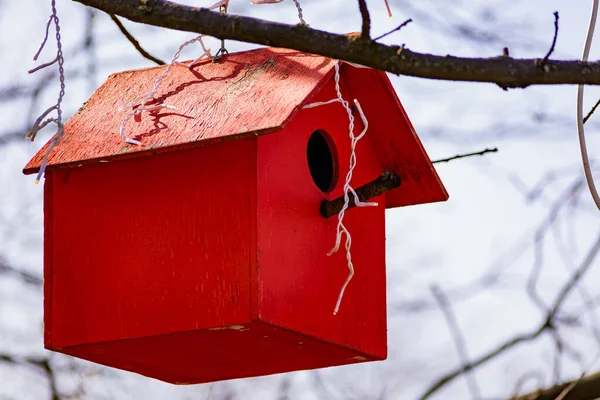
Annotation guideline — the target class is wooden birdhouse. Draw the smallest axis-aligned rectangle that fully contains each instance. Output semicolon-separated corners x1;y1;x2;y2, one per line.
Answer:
24;48;448;384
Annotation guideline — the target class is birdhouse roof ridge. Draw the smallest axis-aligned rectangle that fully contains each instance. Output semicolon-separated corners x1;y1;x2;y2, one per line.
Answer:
23;47;448;209
24;47;339;174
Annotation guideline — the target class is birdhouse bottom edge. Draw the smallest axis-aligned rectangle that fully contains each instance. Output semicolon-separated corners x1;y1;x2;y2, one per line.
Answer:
47;320;385;384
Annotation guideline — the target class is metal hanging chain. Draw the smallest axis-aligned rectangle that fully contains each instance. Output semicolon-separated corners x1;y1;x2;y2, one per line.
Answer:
213;3;229;62
292;0;307;26
26;0;66;183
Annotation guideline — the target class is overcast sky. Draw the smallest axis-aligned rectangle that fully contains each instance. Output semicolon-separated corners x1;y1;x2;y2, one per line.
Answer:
2;1;600;399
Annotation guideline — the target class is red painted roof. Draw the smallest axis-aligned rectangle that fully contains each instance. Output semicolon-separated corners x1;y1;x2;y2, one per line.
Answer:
24;47;448;208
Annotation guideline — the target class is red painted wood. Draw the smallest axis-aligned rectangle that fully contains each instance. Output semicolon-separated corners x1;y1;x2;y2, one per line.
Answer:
25;48;446;210
59;321;377;385
43;171;54;349
24;48;334;174
48;138;257;348
257;77;388;358
31;47;451;384
341;65;449;207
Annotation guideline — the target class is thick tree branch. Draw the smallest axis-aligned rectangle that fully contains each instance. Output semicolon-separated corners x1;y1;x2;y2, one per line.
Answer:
73;0;600;87
513;372;600;400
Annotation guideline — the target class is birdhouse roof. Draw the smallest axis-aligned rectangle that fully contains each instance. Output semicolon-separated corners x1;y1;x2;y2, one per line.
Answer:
24;47;447;208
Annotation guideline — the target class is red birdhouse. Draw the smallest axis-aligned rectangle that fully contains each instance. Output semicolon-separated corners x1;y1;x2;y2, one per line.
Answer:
24;48;447;384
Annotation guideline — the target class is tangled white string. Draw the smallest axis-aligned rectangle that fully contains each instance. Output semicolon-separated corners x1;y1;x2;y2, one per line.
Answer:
250;0;306;26
26;0;66;184
304;61;377;314
119;35;213;146
577;0;600;211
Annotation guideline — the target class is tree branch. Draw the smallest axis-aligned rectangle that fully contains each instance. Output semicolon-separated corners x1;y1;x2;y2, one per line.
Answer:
542;12;559;63
73;0;600;87
432;147;498;164
0;258;42;287
418;230;600;400
373;18;412;41
357;0;370;40
431;285;482;400
108;13;166;65
513;372;600;400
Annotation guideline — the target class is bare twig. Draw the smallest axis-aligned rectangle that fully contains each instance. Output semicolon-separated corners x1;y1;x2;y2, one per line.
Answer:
0;259;43;287
583;98;600;124
320;171;401;218
542;12;559;63
509;371;546;399
0;354;59;400
546;234;600;322
432;147;498;164
84;8;98;91
73;0;600;87
108;14;165;65
526;231;549;312
357;0;370;39
430;285;482;400
373;18;413;41
418;231;600;400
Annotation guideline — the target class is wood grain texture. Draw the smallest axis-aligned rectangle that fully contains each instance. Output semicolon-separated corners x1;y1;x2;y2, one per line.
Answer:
24;48;333;174
47;138;257;348
341;64;448;207
43;171;54;349
59;321;378;384
26;48;447;209
39;47;449;384
257;77;388;359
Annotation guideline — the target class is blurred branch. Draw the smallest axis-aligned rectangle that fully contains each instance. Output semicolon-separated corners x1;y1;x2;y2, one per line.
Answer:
431;285;482;400
0;258;42;287
84;8;98;91
513;371;600;400
74;0;600;87
432;147;498;164
419;231;600;400
0;354;58;400
108;13;165;65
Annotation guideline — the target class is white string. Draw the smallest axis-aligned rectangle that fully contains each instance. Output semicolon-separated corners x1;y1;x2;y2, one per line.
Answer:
118;35;213;146
577;0;600;211
383;0;392;18
250;0;306;26
304;61;377;314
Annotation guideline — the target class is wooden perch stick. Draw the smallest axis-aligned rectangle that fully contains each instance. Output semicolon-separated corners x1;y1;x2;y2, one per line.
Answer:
320;170;401;218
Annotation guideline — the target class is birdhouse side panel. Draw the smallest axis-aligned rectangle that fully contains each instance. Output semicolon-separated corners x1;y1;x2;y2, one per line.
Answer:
256;79;387;359
46;138;258;349
44;171;54;349
342;66;448;208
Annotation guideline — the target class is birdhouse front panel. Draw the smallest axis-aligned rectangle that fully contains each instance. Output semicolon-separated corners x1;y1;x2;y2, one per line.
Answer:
256;76;387;359
44;137;258;349
24;47;449;384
